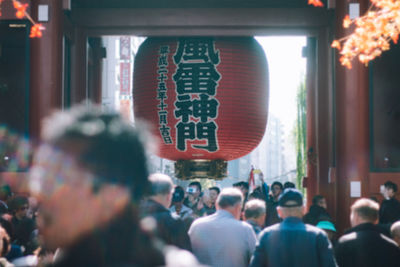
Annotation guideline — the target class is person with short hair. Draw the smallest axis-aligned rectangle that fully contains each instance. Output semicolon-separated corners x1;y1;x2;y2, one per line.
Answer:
335;198;400;267
303;195;332;225
184;181;205;217
265;181;283;227
170;186;193;220
189;188;257;267
202;187;219;215
379;181;400;226
283;181;295;189
140;173;191;251
250;188;337;267
209;187;220;207
244;199;266;235
390;220;400;246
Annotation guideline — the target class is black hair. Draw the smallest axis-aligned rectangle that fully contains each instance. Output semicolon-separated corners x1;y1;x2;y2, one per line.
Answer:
172;186;185;203
7;195;28;214
283;181;296;189
233;181;249;190
42;105;151;201
384;181;398;193
312;195;325;206
188;181;202;192
271;181;283;190
209;186;220;195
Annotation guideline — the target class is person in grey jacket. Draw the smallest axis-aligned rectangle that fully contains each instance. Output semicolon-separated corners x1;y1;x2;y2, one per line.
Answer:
250;188;337;267
189;187;257;267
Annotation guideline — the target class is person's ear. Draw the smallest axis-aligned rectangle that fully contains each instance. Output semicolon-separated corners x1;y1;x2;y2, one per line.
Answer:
277;206;283;218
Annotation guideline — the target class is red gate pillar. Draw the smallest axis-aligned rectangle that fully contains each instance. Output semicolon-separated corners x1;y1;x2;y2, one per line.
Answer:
335;0;370;233
305;37;318;209
29;0;63;138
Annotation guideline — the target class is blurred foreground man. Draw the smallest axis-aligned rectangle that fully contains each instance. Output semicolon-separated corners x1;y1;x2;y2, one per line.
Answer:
335;198;400;267
250;188;337;267
189;188;257;267
29;106;201;267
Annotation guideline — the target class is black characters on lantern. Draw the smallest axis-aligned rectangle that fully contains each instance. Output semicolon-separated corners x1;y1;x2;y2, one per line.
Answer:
173;37;221;152
157;45;173;144
174;37;220;64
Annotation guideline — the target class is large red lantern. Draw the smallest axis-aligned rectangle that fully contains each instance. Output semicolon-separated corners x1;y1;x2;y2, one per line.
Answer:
133;37;269;179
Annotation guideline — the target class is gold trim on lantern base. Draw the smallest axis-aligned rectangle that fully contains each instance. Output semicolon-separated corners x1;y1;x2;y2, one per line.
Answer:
174;159;227;180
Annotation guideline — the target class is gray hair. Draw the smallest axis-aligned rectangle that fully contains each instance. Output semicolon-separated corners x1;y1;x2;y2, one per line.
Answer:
148;173;173;196
351;198;379;222
391;220;400;238
217;188;243;209
244;199;266;219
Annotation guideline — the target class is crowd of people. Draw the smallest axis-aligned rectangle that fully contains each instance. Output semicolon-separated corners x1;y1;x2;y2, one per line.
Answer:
0;105;399;266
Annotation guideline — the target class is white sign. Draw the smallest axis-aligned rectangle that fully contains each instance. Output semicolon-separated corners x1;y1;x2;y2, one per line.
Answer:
349;3;360;20
350;181;361;198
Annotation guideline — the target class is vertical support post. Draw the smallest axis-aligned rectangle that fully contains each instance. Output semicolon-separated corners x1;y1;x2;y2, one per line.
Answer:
335;0;370;233
29;0;63;138
305;37;318;209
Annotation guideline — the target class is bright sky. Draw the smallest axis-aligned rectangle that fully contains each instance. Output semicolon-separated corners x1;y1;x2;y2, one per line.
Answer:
255;36;307;136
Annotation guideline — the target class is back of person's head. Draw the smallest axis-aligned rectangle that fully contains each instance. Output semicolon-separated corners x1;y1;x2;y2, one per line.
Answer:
390;221;400;245
216;188;243;209
384;181;398;192
312;195;325;206
41;105;151;201
277;188;304;218
283;181;295;189
241;182;249;191
248;187;264;200
244;199;266;219
148;173;173;196
351;198;379;223
188;181;202;192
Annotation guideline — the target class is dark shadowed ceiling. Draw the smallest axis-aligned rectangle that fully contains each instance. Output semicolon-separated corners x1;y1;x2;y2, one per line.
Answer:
71;0;327;9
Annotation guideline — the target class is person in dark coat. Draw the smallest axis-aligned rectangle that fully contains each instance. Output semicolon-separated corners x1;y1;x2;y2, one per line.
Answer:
379;181;400;226
140;173;192;251
303;195;332;225
265;181;283;227
335;198;400;267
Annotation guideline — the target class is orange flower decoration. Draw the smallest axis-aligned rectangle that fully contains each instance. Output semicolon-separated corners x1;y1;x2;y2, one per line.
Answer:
308;0;324;7
0;0;4;16
343;15;352;28
13;0;28;19
331;40;341;50
30;24;44;38
331;0;400;68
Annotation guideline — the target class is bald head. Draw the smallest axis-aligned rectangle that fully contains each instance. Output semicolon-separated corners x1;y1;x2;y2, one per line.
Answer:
391;221;400;246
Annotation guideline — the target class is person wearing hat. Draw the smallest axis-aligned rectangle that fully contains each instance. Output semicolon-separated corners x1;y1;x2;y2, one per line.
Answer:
250;188;337;267
316;221;337;247
170;186;194;221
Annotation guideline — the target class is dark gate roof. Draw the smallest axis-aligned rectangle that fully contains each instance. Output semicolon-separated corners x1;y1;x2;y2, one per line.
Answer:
71;0;328;9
